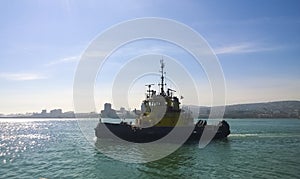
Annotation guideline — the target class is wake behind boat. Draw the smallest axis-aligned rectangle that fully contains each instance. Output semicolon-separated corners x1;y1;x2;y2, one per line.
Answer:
95;59;230;143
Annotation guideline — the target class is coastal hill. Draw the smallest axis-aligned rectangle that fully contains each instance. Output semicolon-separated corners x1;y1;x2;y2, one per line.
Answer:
189;100;300;119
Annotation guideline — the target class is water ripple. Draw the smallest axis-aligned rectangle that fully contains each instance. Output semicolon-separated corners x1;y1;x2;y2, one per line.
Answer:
0;118;299;178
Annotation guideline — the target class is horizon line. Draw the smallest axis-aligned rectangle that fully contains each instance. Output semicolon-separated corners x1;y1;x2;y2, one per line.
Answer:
1;99;299;115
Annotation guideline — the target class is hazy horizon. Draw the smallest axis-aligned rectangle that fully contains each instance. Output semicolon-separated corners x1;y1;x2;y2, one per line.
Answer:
1;99;299;115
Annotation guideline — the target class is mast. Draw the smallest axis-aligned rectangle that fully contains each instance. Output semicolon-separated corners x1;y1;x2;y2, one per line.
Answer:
159;59;166;96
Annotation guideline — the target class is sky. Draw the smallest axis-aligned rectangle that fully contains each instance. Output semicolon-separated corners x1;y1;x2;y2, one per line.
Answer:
0;0;300;114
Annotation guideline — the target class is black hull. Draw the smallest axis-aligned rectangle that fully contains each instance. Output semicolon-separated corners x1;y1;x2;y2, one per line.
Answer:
95;121;230;143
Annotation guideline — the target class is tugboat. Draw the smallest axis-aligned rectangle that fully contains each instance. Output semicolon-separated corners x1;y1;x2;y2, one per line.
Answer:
95;59;230;143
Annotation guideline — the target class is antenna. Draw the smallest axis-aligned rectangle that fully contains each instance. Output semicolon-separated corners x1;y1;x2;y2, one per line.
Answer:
167;88;176;97
159;58;166;96
145;84;154;98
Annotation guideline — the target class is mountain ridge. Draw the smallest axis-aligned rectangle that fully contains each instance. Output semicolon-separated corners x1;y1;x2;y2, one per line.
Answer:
186;100;300;119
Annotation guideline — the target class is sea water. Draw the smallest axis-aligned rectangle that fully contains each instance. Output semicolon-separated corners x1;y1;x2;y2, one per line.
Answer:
0;118;299;178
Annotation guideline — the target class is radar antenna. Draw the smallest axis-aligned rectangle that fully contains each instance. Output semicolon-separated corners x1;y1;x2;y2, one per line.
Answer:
167;88;176;97
145;84;155;98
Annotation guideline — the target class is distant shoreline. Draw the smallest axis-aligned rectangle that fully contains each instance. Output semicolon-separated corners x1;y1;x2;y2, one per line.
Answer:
1;100;299;119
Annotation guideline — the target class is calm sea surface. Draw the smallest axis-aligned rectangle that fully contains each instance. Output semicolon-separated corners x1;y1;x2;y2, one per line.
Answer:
1;118;299;178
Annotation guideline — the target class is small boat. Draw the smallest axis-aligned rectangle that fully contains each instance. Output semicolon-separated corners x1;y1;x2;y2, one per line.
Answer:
95;59;230;143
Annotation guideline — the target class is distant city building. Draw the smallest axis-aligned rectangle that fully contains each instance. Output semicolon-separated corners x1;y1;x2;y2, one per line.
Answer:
120;107;125;113
50;109;63;117
41;109;47;114
101;103;118;118
100;103;138;118
104;103;112;111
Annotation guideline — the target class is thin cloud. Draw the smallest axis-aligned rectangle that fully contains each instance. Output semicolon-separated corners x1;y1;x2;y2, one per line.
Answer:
0;72;47;81
46;55;79;66
214;43;280;55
